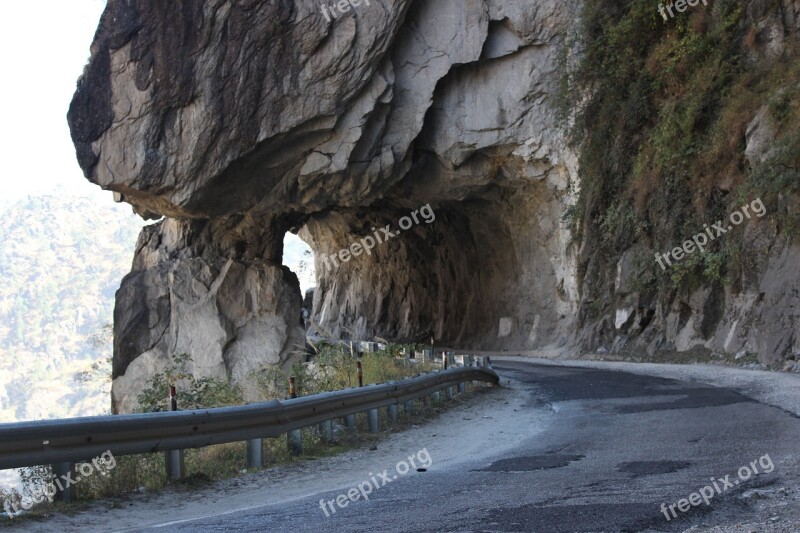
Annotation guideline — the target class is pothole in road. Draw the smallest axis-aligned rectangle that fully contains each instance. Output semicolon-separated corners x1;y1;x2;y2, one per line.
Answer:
476;455;585;472
617;460;691;477
483;502;660;533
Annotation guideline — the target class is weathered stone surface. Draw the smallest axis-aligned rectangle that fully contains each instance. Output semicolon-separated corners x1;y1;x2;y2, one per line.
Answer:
745;105;777;165
68;0;586;411
110;218;304;412
68;0;800;411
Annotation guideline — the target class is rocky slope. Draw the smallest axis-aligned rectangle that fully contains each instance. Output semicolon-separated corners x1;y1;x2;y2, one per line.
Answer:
68;0;800;412
563;0;800;364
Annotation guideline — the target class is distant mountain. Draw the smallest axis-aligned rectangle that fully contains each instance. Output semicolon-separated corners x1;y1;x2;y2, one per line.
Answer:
0;195;144;422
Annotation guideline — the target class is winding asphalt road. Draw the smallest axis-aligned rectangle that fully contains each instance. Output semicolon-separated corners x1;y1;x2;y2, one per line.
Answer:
140;360;800;532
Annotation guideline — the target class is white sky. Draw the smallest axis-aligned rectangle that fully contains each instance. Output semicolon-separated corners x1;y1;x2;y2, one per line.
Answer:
0;1;108;203
0;1;316;288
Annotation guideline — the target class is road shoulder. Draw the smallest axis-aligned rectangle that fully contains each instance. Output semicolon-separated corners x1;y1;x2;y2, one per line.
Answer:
19;382;550;532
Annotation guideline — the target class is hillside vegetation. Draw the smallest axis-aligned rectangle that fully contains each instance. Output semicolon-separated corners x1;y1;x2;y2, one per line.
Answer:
561;0;800;315
0;195;143;422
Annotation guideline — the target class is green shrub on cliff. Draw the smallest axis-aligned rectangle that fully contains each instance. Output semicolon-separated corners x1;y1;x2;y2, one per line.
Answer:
136;353;243;412
561;0;800;305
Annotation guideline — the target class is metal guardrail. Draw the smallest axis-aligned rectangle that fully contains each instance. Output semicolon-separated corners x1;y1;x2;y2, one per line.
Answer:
0;365;498;471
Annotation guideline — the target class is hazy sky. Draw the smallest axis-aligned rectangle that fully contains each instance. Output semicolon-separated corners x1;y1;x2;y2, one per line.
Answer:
0;1;316;288
0;1;108;203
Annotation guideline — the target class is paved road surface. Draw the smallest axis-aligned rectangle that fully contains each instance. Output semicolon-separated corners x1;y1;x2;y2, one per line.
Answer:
140;361;800;532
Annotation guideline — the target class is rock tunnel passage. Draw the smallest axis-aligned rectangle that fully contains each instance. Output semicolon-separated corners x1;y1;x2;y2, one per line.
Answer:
67;0;580;412
66;0;800;413
299;191;573;347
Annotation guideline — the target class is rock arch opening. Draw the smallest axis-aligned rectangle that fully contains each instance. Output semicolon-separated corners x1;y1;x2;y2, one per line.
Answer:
282;231;316;297
68;0;582;412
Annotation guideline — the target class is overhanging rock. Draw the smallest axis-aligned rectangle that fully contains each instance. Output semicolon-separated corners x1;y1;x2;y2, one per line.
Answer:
69;0;583;412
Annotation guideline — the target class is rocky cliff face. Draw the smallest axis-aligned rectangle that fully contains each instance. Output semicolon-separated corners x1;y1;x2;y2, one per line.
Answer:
69;0;800;412
566;0;800;366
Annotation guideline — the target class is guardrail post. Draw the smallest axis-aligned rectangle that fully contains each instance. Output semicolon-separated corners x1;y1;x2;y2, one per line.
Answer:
319;420;334;443
404;399;415;415
288;430;303;456
433;390;441;402
345;414;357;431
246;439;262;469
368;409;379;433
458;382;466;394
446;385;455;400
52;462;77;502
387;403;398;423
164;385;185;481
165;449;185;481
287;377;302;456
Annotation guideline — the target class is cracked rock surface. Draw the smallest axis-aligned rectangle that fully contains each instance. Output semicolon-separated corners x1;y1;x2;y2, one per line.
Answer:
69;0;581;411
68;0;798;412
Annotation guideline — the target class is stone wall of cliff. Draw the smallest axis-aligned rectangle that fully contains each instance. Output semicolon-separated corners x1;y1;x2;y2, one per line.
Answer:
68;0;800;412
562;0;800;364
